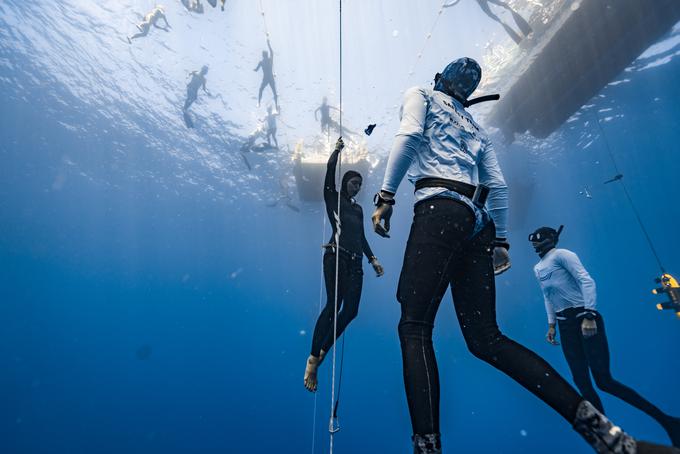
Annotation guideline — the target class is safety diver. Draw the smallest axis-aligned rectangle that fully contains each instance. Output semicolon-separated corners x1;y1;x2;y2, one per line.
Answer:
370;57;678;454
304;137;384;393
530;225;680;448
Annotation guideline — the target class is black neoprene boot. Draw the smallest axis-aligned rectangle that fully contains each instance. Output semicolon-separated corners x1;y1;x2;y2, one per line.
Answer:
573;401;680;454
573;400;637;453
412;433;441;454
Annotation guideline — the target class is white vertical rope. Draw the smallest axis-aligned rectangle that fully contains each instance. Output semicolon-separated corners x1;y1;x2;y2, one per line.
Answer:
329;1;343;452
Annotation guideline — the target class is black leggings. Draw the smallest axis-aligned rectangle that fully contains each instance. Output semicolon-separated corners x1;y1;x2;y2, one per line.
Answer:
558;308;669;423
397;198;583;436
311;253;363;357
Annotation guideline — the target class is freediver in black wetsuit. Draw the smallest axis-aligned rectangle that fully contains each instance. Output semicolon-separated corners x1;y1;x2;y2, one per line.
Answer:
183;66;210;128
444;0;532;45
304;137;384;393
254;39;279;109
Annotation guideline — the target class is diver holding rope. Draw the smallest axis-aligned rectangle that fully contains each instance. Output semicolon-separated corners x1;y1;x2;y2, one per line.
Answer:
304;137;384;393
254;38;279;110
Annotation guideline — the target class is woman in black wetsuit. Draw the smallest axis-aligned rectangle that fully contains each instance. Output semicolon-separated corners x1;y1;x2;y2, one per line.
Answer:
304;138;384;392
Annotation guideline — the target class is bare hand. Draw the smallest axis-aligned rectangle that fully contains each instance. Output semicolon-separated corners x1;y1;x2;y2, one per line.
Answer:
546;326;559;345
371;258;384;277
493;246;511;275
581;318;597;338
371;204;392;238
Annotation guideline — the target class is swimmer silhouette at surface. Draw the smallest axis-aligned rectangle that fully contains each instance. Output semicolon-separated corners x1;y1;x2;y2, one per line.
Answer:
183;65;210;128
127;6;170;44
254;38;278;109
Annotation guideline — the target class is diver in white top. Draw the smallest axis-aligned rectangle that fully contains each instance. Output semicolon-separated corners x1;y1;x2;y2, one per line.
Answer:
531;225;680;448
371;57;678;454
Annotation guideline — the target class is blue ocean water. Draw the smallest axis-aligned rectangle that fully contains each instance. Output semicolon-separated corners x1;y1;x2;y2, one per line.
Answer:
1;1;679;453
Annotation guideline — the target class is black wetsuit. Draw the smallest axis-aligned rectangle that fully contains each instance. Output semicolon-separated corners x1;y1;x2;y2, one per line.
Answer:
310;148;373;357
398;198;582;436
557;308;677;435
256;42;278;108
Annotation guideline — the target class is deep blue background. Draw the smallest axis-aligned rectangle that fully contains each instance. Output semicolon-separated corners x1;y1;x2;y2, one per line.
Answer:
1;3;679;453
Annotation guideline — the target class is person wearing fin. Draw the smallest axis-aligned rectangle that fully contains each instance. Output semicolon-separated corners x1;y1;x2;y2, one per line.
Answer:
183;65;210;128
371;57;679;454
530;225;680;448
304;137;384;393
443;0;532;45
127;5;170;44
254;38;279;109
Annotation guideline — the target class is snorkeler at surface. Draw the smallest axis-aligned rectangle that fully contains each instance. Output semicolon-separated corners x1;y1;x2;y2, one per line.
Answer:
530;225;680;448
371;57;678;454
183;66;210;128
254;38;279;109
444;0;532;45
127;6;170;43
304;137;384;393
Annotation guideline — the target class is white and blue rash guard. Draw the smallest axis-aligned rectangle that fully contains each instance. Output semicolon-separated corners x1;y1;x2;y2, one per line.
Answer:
533;248;598;324
381;86;509;238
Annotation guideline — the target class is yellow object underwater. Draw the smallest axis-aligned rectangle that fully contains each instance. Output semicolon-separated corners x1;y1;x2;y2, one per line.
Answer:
652;273;680;317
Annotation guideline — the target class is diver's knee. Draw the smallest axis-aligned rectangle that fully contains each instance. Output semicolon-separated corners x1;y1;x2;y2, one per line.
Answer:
464;332;506;361
592;374;616;392
343;305;359;322
398;318;433;342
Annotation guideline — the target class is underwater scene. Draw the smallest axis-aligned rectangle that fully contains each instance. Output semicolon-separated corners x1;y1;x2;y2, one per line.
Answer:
1;1;679;453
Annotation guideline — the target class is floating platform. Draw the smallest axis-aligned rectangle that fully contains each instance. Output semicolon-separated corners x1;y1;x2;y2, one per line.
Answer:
486;0;680;140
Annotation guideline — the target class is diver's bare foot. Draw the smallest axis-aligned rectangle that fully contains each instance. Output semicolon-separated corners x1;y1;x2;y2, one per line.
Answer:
304;354;321;392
